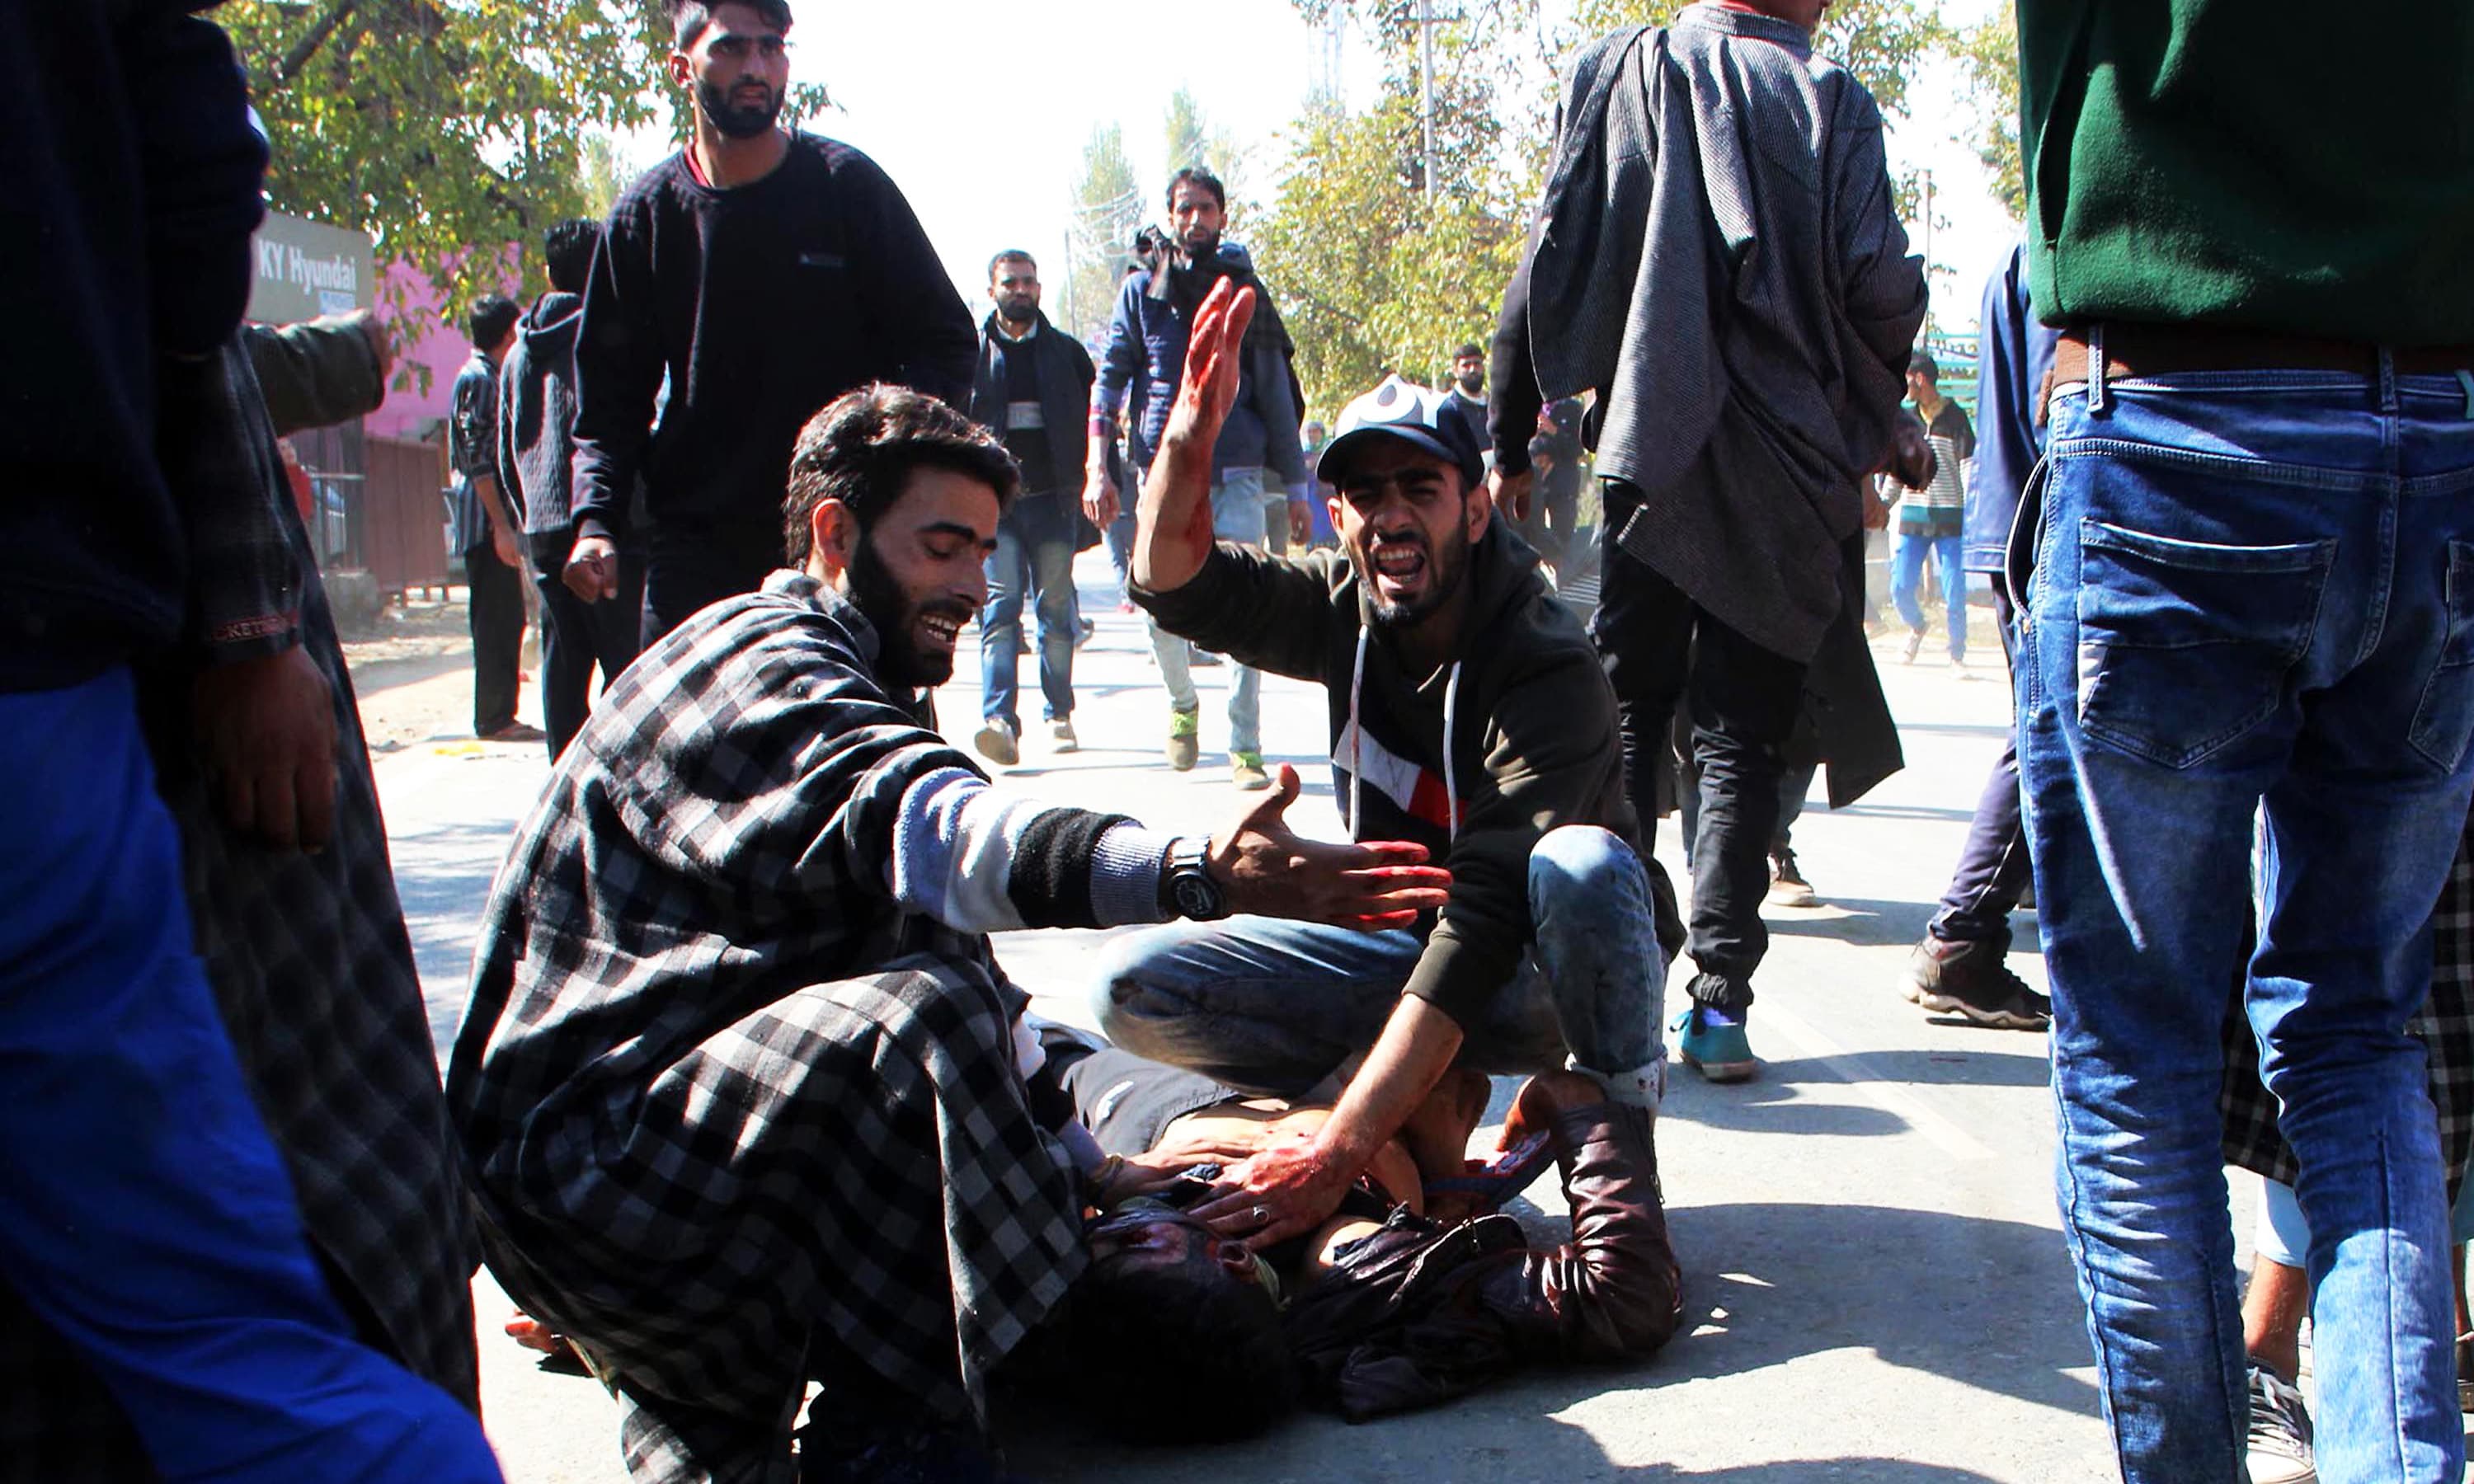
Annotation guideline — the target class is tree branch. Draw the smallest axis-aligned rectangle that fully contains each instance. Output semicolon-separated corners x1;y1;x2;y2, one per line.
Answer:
275;0;361;87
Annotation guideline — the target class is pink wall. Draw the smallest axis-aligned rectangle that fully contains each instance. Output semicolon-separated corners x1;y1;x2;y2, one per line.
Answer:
366;253;520;444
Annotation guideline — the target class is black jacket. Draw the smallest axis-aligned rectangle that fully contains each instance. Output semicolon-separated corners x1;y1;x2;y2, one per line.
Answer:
569;134;977;548
968;311;1099;550
498;290;586;538
1;2;266;690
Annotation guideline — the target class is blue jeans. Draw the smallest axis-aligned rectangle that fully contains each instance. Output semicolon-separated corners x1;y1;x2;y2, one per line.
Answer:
1092;826;1667;1105
1892;529;1966;660
0;669;500;1482
2015;361;2474;1482
1155;468;1272;753
979;502;1077;728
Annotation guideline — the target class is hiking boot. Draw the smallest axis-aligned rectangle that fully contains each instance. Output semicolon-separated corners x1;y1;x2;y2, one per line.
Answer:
1050;718;1078;754
1165;707;1200;772
2246;1361;2316;1484
972;717;1018;768
1767;847;1818;908
1232;751;1272;791
1904;935;2051;1031
1674;987;1757;1082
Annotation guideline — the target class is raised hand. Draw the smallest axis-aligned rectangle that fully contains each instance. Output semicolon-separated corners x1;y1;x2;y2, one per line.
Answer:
1210;763;1452;929
1165;276;1257;453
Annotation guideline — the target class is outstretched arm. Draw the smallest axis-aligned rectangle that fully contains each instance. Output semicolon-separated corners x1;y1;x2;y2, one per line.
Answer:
1132;277;1255;594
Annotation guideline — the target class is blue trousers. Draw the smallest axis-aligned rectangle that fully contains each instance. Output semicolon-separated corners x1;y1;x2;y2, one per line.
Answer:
0;669;500;1482
1891;529;1967;660
979;505;1077;729
2020;362;2474;1482
1091;826;1667;1106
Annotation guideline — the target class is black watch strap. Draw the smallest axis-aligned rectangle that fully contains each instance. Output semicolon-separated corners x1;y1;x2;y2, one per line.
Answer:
1160;836;1229;921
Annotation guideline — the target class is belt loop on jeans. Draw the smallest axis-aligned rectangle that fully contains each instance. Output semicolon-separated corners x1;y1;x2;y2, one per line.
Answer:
2087;321;2109;415
2376;346;2398;413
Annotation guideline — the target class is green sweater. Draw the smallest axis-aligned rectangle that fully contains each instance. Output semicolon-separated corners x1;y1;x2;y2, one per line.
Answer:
2019;1;2474;345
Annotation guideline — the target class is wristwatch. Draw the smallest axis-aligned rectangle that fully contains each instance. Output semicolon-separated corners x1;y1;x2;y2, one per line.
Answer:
1159;836;1230;921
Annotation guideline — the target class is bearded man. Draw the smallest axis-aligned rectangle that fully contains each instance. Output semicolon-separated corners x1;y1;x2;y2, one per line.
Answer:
450;384;1449;1481
564;0;978;646
1097;282;1677;1253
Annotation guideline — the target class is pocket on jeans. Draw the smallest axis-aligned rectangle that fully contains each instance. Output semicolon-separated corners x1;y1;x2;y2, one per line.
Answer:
2073;519;2331;769
2408;542;2474;772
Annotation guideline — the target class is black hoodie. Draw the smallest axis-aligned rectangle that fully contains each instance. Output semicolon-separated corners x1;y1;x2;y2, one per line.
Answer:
496;290;586;538
1138;524;1673;1027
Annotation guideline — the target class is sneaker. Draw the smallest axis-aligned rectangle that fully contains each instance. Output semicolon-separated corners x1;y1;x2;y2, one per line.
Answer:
1902;627;1924;664
1903;936;2051;1031
1050;718;1079;754
1767;847;1818;908
973;717;1019;768
2245;1362;2316;1484
479;721;547;744
1074;616;1096;650
1674;987;1757;1082
1232;750;1272;791
1166;707;1200;772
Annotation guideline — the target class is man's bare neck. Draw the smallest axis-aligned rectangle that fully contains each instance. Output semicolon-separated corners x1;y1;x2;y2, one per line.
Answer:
1914;387;1947;419
692;123;791;190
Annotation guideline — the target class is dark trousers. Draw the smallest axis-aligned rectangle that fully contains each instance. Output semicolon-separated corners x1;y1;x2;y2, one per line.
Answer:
464;540;525;736
528;529;645;758
641;523;782;650
1929;589;2030;947
1592;487;1808;1012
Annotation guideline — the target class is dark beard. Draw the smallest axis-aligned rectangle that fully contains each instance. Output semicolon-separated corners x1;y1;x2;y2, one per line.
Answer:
848;534;971;691
1356;533;1470;631
995;296;1038;328
696;77;781;140
1456;370;1485;396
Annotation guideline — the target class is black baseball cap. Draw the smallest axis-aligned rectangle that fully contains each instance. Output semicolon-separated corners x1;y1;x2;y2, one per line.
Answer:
1319;375;1488;491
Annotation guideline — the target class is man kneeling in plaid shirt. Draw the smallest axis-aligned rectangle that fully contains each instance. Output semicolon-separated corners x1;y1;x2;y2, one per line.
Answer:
447;385;1451;1482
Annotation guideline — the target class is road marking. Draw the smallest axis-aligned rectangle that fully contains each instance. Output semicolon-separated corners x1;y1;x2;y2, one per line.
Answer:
1754;1000;1997;1162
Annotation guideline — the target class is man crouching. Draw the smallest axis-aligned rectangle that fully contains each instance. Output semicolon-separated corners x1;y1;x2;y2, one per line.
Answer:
447;385;1448;1481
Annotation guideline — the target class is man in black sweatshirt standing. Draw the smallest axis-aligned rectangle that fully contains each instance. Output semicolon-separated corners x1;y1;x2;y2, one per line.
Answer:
564;0;977;646
501;218;642;757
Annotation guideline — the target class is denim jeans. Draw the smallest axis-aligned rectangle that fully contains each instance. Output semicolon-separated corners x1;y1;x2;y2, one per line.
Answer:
1154;469;1272;752
2016;360;2474;1483
1092;826;1667;1106
1891;530;1966;660
0;670;500;1482
979;504;1077;729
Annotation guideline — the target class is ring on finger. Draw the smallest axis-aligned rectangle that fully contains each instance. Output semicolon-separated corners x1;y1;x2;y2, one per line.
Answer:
1251;1205;1269;1225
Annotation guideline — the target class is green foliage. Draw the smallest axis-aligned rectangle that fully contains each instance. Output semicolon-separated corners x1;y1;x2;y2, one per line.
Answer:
1956;10;2024;218
1568;0;1950;119
1062;124;1143;345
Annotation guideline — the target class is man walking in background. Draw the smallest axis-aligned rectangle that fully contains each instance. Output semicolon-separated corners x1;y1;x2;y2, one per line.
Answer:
1489;0;1925;1081
1888;349;1973;665
450;293;539;744
967;250;1094;767
566;0;976;645
2014;5;2474;1478
501;218;642;757
1085;167;1311;789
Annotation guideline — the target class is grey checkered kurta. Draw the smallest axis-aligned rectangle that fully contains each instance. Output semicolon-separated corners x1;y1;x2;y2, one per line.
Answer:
2222;810;2474;1194
448;575;1088;1484
0;332;478;1477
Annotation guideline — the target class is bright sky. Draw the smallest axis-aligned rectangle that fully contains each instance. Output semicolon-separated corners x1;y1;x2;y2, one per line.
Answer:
622;0;2015;336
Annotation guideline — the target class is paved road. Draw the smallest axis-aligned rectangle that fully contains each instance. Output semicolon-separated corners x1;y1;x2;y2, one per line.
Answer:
374;553;2193;1482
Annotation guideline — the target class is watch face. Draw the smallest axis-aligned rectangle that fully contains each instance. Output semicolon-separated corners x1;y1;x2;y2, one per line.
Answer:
1172;871;1221;919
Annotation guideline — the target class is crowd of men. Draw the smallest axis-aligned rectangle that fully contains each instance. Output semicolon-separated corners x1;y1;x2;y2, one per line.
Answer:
7;0;2474;1482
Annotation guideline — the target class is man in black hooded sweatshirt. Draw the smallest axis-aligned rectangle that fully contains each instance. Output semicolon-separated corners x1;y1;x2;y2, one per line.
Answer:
501;218;643;757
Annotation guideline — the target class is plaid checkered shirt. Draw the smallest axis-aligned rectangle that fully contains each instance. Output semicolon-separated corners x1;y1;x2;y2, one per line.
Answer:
449;571;1177;1482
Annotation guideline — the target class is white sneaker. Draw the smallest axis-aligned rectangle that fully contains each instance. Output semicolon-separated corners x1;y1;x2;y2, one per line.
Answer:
1050;719;1078;754
2246;1362;2316;1484
973;718;1018;768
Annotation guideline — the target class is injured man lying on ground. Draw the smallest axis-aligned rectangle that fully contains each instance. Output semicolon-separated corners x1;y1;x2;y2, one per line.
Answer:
1014;1022;1685;1425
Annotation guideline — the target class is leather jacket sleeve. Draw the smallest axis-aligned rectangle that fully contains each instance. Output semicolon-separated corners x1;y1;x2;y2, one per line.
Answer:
1474;1101;1683;1362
